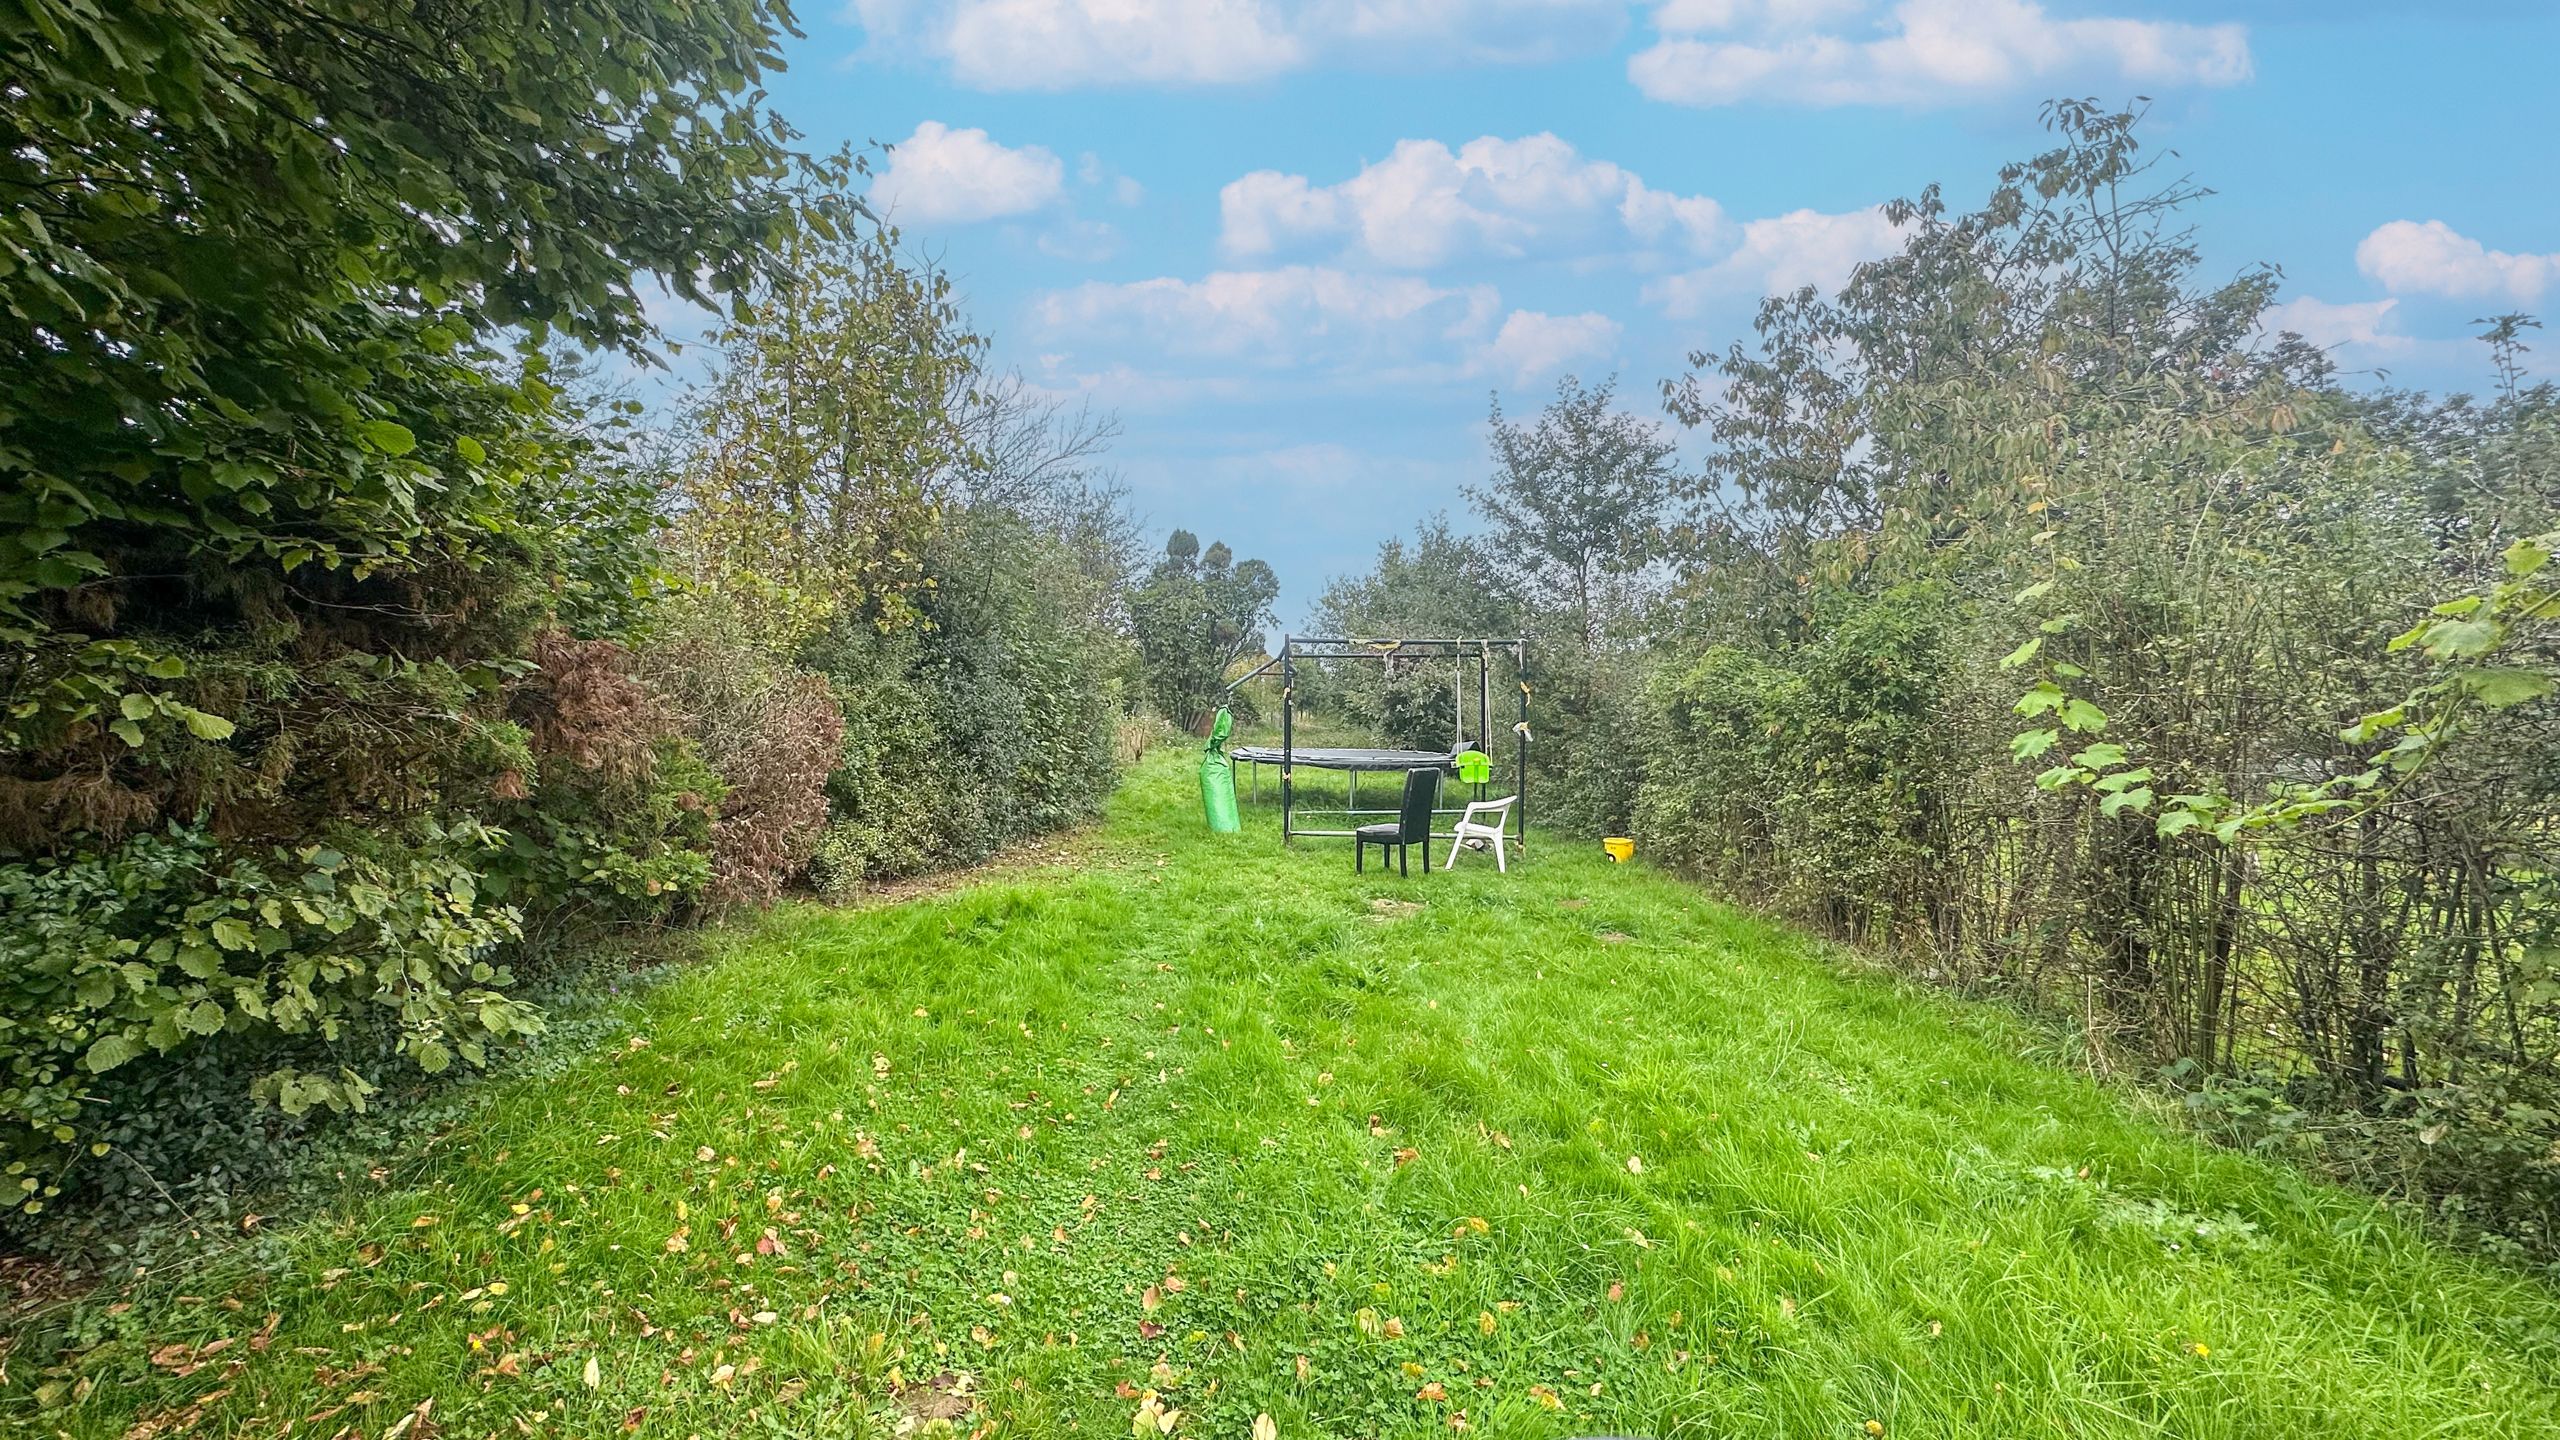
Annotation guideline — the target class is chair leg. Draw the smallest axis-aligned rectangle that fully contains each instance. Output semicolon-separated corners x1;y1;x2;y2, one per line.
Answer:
1492;833;1507;873
1443;834;1463;870
1356;840;1365;874
1399;843;1408;877
1423;837;1431;874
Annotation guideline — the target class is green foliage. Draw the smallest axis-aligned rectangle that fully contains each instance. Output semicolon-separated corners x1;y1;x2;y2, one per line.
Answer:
1637;586;1956;939
669;231;980;649
1310;518;1522;752
0;821;535;1207
1474;376;1678;649
488;738;721;924
0;0;850;1234
1130;531;1280;731
1;0;844;752
806;507;1127;891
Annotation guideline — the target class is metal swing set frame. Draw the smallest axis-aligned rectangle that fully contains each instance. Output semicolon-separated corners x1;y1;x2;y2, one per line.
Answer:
1224;635;1531;846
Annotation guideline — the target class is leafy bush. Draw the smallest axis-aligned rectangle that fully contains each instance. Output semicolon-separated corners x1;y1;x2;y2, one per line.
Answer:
1637;586;1954;941
0;822;536;1213
638;604;843;909
804;507;1127;891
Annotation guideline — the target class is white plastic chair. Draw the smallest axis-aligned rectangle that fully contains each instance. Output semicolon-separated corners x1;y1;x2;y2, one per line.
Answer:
1442;795;1518;872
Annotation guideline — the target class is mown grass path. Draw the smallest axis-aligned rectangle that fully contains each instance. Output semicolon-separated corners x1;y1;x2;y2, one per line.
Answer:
13;753;2560;1437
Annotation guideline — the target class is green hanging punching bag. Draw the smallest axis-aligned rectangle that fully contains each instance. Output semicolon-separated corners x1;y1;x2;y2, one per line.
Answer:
1200;707;1240;833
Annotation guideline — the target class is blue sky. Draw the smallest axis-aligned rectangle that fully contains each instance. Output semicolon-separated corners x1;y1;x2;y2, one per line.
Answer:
718;0;2560;622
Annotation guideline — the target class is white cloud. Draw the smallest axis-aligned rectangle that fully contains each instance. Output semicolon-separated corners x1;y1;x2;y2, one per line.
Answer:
2263;295;2403;352
2356;220;2556;304
1220;133;1726;266
1480;309;1622;383
1028;266;1616;396
850;0;1301;88
1644;205;1904;312
1629;0;2251;108
848;0;1622;89
868;121;1065;225
1031;266;1502;366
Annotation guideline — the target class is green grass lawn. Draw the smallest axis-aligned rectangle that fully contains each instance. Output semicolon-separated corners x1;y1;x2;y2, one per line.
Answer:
12;752;2560;1438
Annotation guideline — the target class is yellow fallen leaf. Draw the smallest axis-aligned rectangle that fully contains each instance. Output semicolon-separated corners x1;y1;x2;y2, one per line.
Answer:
584;1356;601;1389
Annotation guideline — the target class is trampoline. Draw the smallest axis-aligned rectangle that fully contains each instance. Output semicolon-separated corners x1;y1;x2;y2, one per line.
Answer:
1223;635;1531;845
1228;745;1458;771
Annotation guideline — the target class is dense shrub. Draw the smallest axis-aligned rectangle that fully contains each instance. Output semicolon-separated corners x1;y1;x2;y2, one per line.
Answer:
1616;104;2560;1254
1636;586;1956;942
805;507;1127;893
0;822;536;1211
637;604;843;909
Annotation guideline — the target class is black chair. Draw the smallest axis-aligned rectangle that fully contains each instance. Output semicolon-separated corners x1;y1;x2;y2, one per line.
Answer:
1356;767;1441;876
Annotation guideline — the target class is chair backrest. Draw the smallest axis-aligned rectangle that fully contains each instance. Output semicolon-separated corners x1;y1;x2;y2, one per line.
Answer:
1459;795;1517;828
1397;767;1442;842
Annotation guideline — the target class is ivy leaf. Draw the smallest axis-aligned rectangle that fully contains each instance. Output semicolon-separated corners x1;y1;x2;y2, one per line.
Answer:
2421;618;2500;659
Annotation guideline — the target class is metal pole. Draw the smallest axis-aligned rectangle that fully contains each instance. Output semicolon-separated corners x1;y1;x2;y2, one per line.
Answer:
1475;641;1490;796
1280;636;1295;845
1516;638;1530;848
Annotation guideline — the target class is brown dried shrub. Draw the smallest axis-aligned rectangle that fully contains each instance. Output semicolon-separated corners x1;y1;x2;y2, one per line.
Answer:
520;629;664;780
701;669;842;906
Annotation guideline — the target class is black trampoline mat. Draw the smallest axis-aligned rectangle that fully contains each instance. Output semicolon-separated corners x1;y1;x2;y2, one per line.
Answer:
1228;746;1455;771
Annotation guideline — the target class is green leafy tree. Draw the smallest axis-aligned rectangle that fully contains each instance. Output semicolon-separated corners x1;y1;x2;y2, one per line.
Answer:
2;0;850;752
1130;532;1279;731
1472;377;1680;650
669;231;981;651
